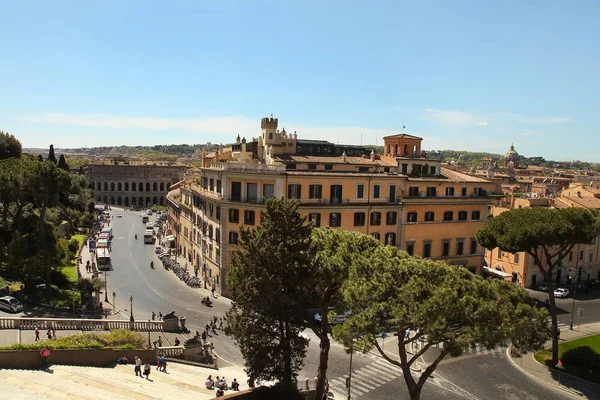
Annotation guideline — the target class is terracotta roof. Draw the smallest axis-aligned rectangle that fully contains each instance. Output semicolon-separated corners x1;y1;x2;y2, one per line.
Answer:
382;133;423;140
560;195;600;209
274;154;397;167
439;167;491;183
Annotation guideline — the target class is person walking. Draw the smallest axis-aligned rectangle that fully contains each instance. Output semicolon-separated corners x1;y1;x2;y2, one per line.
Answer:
151;311;156;321
40;346;50;370
52;329;57;340
158;312;162;320
134;356;142;377
211;286;216;298
143;362;151;379
160;355;167;372
35;327;40;341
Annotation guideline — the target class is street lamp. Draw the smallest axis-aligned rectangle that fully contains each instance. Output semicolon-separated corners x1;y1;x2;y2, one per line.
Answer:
147;320;152;348
569;287;577;330
104;270;109;302
129;295;135;322
346;323;355;400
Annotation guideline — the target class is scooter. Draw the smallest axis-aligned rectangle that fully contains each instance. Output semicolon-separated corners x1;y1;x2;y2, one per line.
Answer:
201;297;213;307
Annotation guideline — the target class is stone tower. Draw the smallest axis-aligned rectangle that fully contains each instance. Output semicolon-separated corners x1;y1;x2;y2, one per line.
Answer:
261;116;278;145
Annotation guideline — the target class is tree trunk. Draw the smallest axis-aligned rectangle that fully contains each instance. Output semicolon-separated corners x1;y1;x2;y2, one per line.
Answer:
281;318;293;385
316;309;331;400
547;279;559;364
398;333;420;400
38;202;52;300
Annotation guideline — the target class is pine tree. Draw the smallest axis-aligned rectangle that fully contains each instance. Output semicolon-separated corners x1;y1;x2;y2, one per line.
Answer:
37;154;44;162
48;144;57;164
57;154;69;172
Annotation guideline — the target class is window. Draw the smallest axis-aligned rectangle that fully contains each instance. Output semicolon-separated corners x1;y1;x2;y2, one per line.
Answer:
401;164;408;174
424;211;435;222
309;184;322;199
228;208;239;223
263;183;274;199
423;242;432;258
231;181;242;201
287;163;297;170
471;210;481;220
426;187;436;197
216;206;220;220
244;210;255;225
458;211;468;221
208;225;213;239
354;212;366;226
372;233;380;241
445;187;455;196
330;185;343;204
324;165;333;171
309;213;321;227
358;167;369;172
215;228;220;244
357;184;365;199
229;231;239;245
407;212;417;222
370;212;381;226
409;186;419;197
216;180;222;194
329;213;341;227
457;241;464;256
443;211;453;221
443;241;450;257
385;233;396;246
498;249;502;259
209;179;214;191
430;166;437;174
514;253;520;263
406;242;415;255
461;187;468;196
373;185;381;199
308;164;317;170
247;183;258;202
288;184;302;199
386;211;397;225
569;252;573;262
470;239;477;254
580;250;584;260
590;252;594;262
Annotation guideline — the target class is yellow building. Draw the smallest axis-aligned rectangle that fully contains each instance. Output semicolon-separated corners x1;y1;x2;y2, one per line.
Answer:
484;191;600;288
168;116;495;295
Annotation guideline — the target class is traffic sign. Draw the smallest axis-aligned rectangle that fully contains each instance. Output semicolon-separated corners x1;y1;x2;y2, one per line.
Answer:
88;240;96;250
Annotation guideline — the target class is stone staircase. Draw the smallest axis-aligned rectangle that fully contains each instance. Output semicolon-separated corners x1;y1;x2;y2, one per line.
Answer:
0;361;249;400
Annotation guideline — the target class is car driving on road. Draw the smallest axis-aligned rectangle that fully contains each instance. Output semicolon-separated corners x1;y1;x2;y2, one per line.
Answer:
0;296;23;313
553;288;569;298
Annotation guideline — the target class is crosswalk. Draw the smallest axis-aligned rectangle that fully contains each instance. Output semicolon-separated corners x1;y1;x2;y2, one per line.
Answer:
328;357;405;399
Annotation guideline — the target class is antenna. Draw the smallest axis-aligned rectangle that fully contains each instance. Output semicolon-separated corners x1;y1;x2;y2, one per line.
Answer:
360;133;363;145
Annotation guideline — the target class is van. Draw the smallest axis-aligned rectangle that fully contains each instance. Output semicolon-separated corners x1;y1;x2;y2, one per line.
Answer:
142;215;149;223
0;296;23;313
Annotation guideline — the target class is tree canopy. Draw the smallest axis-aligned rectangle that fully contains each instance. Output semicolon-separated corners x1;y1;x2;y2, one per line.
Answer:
57;154;69;172
225;198;312;387
48;144;57;164
476;206;600;363
333;246;548;400
0;131;22;160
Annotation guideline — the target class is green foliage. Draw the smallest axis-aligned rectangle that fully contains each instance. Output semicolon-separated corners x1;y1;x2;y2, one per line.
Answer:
561;346;600;371
0;329;146;350
67;237;80;254
0;131;22;160
333;247;548;399
48;144;57;164
226;198;312;386
57;154;69;171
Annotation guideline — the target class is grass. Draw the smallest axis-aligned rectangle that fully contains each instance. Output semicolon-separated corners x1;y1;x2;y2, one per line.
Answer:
534;334;600;385
0;329;147;351
0;277;22;294
60;234;87;284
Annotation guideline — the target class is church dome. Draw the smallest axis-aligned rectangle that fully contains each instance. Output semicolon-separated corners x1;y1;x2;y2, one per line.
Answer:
505;144;519;160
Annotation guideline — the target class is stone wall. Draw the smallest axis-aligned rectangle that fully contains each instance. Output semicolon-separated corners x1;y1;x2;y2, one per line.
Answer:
0;348;157;369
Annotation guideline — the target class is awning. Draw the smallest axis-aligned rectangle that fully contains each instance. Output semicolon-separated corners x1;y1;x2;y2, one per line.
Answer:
483;266;512;279
165;235;175;242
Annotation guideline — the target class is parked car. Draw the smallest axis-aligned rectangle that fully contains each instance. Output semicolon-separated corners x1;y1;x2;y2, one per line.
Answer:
116;213;122;218
0;296;23;313
314;310;349;325
538;282;549;292
554;288;570;298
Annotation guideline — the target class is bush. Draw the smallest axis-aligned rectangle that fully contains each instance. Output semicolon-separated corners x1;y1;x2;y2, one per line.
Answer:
0;329;146;351
68;238;80;254
562;346;600;370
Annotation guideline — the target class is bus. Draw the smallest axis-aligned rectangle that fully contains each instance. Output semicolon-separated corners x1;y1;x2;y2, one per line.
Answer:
96;248;111;271
102;226;113;238
144;229;155;244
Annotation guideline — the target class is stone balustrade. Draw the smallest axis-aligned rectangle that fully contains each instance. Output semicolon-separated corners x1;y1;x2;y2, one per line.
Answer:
157;346;184;357
0;317;164;332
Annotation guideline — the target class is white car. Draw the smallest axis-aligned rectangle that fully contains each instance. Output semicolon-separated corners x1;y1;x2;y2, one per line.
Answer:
554;288;570;298
0;296;23;313
116;213;122;218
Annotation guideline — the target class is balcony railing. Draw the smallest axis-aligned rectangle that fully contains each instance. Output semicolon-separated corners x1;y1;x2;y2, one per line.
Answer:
0;317;164;332
208;162;286;173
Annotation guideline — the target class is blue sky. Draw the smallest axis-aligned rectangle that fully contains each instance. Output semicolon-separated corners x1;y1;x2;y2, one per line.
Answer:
1;1;598;161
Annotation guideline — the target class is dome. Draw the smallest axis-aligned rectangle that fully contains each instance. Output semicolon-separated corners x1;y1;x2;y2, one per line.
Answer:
505;144;519;159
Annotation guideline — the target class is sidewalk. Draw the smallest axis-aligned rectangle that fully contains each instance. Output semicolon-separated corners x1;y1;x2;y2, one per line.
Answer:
508;322;600;400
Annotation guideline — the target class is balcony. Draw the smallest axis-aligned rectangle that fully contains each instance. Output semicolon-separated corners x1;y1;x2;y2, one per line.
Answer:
208;162;286;174
226;195;274;204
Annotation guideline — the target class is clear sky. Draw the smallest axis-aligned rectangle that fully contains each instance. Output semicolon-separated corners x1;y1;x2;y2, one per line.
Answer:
1;1;598;161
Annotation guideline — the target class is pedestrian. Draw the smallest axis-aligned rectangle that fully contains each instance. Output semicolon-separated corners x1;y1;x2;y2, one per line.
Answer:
205;323;210;335
35;327;40;342
47;329;52;340
143;362;151;379
211;286;216;298
158;312;162;320
157;336;163;347
160;355;167;372
152;311;156;321
218;318;223;330
557;328;561;339
40;345;50;370
52;329;57;340
201;331;207;342
405;328;411;340
134;356;142;377
174;337;180;346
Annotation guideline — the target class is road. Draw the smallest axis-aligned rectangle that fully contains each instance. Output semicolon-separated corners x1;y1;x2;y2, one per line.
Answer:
6;207;597;399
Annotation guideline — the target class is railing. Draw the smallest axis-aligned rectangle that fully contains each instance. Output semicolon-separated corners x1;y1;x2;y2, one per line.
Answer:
0;317;164;332
208;162;286;173
157;345;184;357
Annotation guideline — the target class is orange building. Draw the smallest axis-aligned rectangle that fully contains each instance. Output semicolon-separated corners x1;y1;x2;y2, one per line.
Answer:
168;116;495;295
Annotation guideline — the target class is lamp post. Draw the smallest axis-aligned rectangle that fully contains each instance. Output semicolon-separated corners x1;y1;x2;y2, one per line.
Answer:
129;295;134;322
104;270;109;302
569;287;577;330
147;320;152;348
346;323;355;400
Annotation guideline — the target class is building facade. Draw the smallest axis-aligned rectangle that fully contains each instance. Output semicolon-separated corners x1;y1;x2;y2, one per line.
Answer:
168;116;496;296
87;160;188;207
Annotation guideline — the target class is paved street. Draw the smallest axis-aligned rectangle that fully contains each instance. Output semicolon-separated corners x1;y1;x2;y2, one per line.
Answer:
3;207;599;399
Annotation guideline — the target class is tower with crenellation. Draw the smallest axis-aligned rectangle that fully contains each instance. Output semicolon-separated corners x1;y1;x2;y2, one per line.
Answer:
258;115;297;161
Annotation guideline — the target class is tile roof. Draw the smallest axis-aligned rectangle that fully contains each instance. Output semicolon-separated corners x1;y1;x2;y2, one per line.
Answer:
274;154;397;167
560;195;600;209
439;167;491;183
382;133;423;140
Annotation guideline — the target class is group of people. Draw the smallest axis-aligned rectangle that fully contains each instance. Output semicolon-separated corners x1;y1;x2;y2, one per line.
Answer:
203;316;224;337
133;356;152;380
84;260;96;274
34;327;56;341
205;374;240;396
151;311;163;321
156;354;167;372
